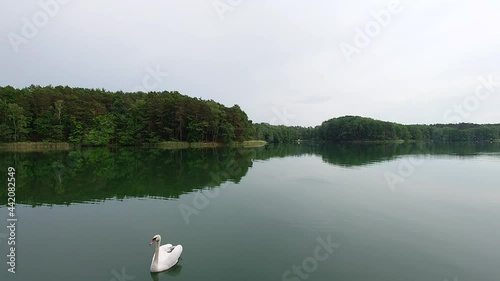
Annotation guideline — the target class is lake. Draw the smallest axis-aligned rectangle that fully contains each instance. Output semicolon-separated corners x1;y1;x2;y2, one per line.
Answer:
1;143;500;281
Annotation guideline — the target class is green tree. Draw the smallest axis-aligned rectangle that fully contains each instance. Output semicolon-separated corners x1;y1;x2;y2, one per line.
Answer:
69;118;84;144
7;103;28;142
83;114;116;145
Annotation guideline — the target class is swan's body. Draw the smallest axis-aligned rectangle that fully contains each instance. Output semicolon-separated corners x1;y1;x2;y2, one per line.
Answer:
149;235;183;273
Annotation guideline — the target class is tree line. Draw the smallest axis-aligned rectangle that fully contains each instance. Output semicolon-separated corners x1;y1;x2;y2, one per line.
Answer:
315;116;500;143
1;85;499;145
0;85;252;145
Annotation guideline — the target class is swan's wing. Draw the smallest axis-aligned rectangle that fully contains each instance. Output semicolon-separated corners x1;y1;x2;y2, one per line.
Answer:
160;244;174;253
170;244;183;258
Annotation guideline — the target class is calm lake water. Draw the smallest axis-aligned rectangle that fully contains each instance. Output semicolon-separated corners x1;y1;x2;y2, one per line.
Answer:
1;143;500;281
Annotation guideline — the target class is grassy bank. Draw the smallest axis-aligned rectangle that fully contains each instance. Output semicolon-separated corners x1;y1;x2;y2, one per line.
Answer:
231;140;268;148
154;140;267;149
0;142;72;151
493;139;500;143
348;139;406;144
0;141;267;150
153;141;191;149
153;142;224;149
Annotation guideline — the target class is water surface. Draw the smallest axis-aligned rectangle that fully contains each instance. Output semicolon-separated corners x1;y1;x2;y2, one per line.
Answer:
0;143;499;281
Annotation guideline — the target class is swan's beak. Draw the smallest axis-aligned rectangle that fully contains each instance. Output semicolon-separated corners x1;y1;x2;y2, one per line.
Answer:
149;240;154;246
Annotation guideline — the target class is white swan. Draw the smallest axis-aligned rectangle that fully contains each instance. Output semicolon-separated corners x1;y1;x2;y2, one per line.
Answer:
149;234;183;273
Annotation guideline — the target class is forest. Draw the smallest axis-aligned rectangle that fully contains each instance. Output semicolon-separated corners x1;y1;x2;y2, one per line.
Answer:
0;85;252;145
316;116;500;143
0;85;499;145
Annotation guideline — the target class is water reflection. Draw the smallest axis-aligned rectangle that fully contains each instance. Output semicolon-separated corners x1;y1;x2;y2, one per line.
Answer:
150;264;183;281
0;142;499;206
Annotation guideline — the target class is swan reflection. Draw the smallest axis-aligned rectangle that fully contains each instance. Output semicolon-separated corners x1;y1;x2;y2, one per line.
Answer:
150;264;183;281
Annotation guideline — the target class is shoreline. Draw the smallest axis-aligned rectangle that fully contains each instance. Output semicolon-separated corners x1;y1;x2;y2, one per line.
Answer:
0;142;73;151
348;139;406;144
1;139;498;151
151;140;268;149
0;140;268;151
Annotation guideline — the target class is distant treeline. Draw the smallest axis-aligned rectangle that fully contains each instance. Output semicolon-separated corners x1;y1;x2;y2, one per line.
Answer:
0;85;252;145
316;116;500;143
0;85;499;145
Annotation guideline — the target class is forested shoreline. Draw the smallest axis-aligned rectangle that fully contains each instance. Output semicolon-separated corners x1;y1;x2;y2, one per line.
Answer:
0;85;252;145
0;85;499;145
316;116;500;143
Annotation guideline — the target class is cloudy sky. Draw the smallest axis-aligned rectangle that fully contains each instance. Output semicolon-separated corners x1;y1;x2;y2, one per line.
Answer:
1;0;500;126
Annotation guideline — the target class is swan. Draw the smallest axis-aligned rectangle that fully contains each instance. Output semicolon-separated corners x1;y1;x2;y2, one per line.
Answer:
149;234;183;273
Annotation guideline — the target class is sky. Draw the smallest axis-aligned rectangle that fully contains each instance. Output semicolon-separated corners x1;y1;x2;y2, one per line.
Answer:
1;0;500;127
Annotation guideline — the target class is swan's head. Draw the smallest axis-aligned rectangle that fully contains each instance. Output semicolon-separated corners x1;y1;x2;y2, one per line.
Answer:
149;235;161;246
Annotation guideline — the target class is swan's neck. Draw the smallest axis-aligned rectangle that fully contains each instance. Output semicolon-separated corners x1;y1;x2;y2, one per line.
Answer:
153;241;160;266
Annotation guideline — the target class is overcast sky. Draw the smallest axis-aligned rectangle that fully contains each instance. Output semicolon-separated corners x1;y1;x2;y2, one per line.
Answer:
1;0;500;126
